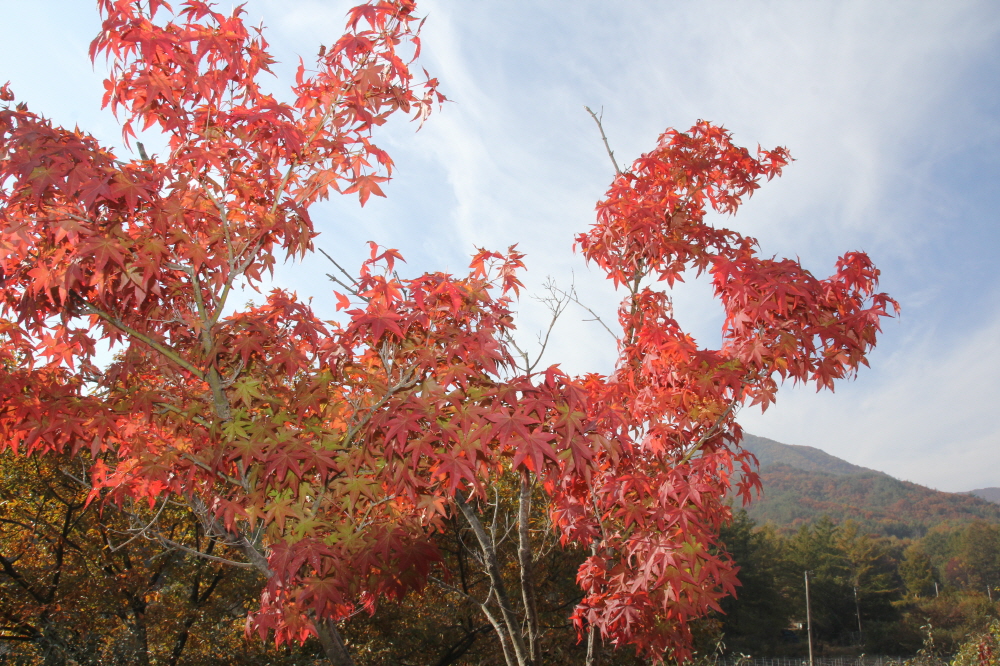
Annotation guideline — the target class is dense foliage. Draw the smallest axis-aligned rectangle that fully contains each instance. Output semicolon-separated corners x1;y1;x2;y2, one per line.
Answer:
7;486;1000;665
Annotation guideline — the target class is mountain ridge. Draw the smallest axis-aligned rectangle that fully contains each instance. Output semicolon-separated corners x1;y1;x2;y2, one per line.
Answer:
740;434;1000;536
968;487;1000;504
742;434;883;477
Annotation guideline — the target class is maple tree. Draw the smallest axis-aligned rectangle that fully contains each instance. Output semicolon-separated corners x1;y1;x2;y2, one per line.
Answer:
0;1;897;664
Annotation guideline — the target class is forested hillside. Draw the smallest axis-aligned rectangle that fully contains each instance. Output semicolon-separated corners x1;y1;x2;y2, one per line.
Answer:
742;435;1000;536
716;511;1000;658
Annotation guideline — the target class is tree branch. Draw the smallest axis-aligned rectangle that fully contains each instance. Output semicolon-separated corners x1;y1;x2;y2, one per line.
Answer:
76;297;205;381
186;496;271;576
678;387;744;466
456;494;530;666
430;577;516;666
584;106;622;176
318;247;362;297
548;281;618;341
154;535;257;569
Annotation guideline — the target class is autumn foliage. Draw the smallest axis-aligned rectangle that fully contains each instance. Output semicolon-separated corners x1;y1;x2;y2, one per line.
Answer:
0;1;896;664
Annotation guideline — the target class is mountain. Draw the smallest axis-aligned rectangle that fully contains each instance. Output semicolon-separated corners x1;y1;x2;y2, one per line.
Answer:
742;434;881;476
740;434;1000;538
968;488;1000;504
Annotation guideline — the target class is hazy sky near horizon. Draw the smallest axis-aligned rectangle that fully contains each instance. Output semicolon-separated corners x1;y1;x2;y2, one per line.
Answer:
2;1;999;492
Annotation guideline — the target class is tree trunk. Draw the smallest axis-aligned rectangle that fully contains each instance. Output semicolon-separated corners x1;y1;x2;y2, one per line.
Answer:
166;616;197;666
129;604;151;666
456;494;530;666
316;618;356;666
586;626;600;666
518;472;540;665
189;496;356;665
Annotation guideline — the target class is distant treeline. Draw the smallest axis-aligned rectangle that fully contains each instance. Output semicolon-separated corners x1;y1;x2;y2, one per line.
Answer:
715;511;1000;659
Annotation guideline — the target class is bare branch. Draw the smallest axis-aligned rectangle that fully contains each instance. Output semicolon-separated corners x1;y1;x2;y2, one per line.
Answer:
318;247;361;291
500;277;573;375
586;616;601;666
456;494;530;666
186;496;271;576
518;472;541;664
547;280;618;342
501;330;532;376
585;541;602;666
155;535;257;569
584;106;622;177
109;496;171;552
75;297;206;381
525;277;573;374
430;577;517;666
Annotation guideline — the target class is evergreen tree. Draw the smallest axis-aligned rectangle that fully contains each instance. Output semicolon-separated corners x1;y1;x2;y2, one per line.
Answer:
838;521;903;649
787;517;855;645
717;511;793;655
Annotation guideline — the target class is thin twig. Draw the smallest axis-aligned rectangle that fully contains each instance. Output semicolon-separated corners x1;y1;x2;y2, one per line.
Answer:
548;280;618;341
341;367;418;449
526;277;573;374
501;330;532;376
316;247;358;293
109;496;170;552
429;577;517;666
180;453;247;490
584;106;622;176
155;535;257;569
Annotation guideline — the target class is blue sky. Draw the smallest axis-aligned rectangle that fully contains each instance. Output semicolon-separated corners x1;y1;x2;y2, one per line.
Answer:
2;1;999;492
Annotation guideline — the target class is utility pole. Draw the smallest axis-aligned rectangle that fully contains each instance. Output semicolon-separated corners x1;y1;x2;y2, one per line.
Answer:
805;571;815;666
854;585;863;643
